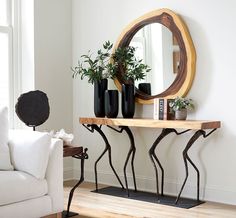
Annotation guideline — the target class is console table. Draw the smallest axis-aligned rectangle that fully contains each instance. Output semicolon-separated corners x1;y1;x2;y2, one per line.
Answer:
80;117;220;205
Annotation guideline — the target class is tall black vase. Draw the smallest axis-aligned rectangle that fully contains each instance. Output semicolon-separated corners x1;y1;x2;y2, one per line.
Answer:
94;79;107;117
122;83;135;118
105;90;119;118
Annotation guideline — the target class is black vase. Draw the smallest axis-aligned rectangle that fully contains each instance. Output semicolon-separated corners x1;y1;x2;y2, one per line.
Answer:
138;83;151;95
105;90;119;118
94;79;107;117
122;83;135;118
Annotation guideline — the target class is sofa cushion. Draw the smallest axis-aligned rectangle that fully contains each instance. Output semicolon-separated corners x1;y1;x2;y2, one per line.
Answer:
9;130;51;179
0;107;13;170
0;171;48;206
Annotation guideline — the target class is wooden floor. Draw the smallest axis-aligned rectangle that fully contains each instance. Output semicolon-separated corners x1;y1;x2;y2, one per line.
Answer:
64;181;236;218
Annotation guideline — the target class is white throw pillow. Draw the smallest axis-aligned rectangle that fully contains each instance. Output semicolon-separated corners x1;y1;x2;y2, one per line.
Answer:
9;130;51;179
0;107;13;170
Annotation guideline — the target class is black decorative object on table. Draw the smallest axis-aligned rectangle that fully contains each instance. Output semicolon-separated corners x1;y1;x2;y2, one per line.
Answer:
15;90;50;131
94;78;108;117
122;83;135;118
105;90;119;118
138;83;151;95
71;41;117;117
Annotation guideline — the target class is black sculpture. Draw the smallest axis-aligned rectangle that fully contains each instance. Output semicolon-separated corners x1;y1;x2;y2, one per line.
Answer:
15;90;50;130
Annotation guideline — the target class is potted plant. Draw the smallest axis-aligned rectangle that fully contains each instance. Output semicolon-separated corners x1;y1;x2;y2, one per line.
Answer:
169;97;194;120
72;41;117;117
111;46;151;118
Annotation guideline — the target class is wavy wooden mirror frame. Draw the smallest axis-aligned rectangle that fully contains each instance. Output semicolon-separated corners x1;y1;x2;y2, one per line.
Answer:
113;8;196;104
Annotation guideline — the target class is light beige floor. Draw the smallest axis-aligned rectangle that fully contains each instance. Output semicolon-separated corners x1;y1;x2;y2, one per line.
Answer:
64;181;236;218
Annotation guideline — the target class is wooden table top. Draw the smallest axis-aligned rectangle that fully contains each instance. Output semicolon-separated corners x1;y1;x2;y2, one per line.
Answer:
63;145;83;157
79;117;221;130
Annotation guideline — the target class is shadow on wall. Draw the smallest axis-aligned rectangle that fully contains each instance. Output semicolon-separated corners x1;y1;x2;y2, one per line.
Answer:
182;16;213;106
198;126;236;200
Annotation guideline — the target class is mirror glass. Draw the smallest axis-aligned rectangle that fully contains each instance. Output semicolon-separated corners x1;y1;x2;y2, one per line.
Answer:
129;23;180;96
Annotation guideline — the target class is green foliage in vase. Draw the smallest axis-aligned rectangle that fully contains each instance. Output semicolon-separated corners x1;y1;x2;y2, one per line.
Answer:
111;46;151;83
71;41;117;84
169;97;194;112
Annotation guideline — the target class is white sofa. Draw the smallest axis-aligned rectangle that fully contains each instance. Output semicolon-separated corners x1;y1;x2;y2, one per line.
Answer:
0;130;64;218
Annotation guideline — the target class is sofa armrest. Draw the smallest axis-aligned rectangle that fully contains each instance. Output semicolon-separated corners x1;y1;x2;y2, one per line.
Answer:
9;130;64;213
45;138;64;213
9;129;51;179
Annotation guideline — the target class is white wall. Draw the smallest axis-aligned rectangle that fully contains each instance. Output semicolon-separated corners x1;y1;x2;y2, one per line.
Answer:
34;0;72;133
72;0;236;204
20;0;34;94
34;0;73;173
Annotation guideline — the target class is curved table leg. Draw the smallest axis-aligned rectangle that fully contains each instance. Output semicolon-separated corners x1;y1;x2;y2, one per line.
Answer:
107;125;137;197
121;126;137;197
65;149;88;217
89;124;124;191
149;128;190;197
149;128;177;197
175;129;217;204
94;145;109;191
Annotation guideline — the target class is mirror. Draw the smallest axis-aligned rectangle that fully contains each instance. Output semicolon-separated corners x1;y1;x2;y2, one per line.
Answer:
129;23;180;96
113;9;196;104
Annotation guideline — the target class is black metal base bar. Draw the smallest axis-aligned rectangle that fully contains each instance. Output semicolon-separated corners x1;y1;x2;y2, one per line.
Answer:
64;149;88;217
92;186;204;209
107;125;137;197
83;124;124;191
175;128;217;204
149;128;190;197
62;211;78;218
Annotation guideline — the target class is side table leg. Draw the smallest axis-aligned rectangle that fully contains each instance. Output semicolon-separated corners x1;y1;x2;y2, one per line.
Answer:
65;149;88;218
66;158;85;217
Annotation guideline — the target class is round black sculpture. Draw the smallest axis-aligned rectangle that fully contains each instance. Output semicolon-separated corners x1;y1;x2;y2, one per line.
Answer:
15;90;50;130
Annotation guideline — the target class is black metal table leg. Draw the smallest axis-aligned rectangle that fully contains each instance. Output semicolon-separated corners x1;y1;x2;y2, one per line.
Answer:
107;125;137;197
94;145;108;191
149;128;175;197
121;126;137;197
149;128;190;197
83;124;124;191
175;129;217;204
64;149;88;218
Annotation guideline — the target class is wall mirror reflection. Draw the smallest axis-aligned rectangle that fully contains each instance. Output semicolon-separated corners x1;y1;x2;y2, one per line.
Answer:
130;23;180;96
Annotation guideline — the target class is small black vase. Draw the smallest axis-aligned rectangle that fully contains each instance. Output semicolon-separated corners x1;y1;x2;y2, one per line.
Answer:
105;90;119;118
138;83;151;95
94;79;107;117
122;83;135;118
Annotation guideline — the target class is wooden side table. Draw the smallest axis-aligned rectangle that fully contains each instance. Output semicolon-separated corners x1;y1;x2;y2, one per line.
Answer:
62;145;88;218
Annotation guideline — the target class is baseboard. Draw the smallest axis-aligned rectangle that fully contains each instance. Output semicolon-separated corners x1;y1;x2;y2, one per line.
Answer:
72;168;236;206
63;167;74;181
